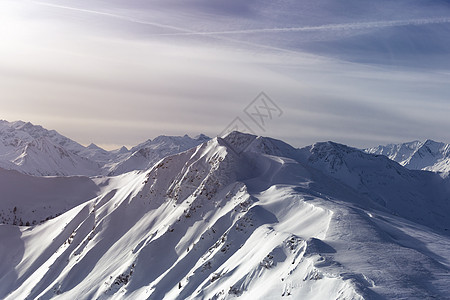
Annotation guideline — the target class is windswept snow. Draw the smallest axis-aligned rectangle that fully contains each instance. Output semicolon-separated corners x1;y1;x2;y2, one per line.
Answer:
1;131;449;299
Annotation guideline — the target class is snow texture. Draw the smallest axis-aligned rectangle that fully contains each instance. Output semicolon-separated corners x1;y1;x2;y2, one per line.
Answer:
1;131;449;299
365;139;450;173
0;120;209;177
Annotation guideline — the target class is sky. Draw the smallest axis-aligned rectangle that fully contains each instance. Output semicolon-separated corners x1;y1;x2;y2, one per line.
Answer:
1;0;450;150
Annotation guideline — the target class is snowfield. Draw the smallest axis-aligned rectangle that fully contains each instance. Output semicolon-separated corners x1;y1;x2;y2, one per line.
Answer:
0;131;449;299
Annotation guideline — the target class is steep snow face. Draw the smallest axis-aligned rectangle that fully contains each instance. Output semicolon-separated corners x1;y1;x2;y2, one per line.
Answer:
1;132;449;300
365;139;450;173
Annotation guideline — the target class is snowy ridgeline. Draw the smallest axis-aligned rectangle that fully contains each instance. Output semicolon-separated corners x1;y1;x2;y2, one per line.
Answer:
2;120;450;177
0;131;449;299
365;139;450;173
0;120;210;176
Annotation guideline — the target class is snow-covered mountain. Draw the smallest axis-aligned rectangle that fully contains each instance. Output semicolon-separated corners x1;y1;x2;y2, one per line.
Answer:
0;120;101;176
365;139;450;173
0;120;209;176
104;134;210;176
1;132;449;299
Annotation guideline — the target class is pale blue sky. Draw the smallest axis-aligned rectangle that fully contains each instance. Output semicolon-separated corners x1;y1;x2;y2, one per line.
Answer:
1;0;450;149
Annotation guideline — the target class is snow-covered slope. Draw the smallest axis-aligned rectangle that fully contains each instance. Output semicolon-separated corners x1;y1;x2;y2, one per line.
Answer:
365;139;450;173
0;120;210;176
1;132;449;299
0;168;101;226
0;120;86;153
0;120;101;176
103;134;210;176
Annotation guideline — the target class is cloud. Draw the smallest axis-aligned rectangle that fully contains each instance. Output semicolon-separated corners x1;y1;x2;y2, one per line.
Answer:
1;0;450;149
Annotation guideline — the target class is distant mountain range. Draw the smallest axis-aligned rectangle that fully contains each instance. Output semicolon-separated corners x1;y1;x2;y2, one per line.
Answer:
2;120;450;177
0;120;209;176
365;139;450;173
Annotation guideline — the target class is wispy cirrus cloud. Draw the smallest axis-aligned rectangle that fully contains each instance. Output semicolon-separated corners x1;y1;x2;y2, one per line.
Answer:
32;1;450;36
1;0;450;149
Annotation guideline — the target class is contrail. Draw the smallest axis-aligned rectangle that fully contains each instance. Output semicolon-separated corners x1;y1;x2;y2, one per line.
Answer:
29;0;309;56
32;1;450;38
31;1;194;34
152;18;450;36
30;1;450;58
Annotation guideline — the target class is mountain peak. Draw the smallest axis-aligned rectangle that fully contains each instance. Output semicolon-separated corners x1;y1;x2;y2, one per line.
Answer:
220;131;257;153
299;141;361;174
310;140;356;153
87;143;101;149
13;120;44;132
85;143;109;153
118;146;129;153
305;141;361;163
194;133;210;141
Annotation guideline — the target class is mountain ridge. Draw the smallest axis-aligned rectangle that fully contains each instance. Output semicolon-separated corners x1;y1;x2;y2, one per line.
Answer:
0;120;210;177
365;139;450;173
3;120;450;177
